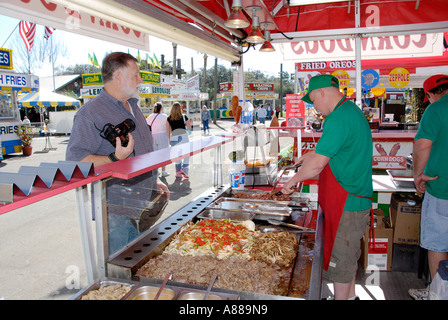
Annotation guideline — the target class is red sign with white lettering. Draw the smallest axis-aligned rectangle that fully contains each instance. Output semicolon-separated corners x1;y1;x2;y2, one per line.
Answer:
286;94;305;127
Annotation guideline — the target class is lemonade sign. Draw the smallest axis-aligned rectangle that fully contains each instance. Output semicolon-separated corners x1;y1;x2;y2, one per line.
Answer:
388;68;410;89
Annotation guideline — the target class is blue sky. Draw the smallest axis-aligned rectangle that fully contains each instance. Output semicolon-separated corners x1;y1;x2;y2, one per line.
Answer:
0;14;293;78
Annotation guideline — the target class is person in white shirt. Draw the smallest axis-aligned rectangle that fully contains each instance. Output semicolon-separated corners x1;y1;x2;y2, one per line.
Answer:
146;102;170;177
22;116;31;126
257;105;267;124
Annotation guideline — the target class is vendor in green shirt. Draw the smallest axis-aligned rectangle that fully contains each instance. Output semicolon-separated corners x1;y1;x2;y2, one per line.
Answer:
282;74;372;300
409;74;448;300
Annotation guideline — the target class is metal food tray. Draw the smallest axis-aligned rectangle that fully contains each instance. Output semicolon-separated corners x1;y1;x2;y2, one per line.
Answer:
387;169;415;188
197;208;255;221
105;186;323;300
72;278;239;300
207;197;292;221
228;188;306;202
71;279;135;300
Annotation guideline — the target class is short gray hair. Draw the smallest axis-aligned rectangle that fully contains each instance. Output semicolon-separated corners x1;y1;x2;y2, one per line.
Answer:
101;52;138;83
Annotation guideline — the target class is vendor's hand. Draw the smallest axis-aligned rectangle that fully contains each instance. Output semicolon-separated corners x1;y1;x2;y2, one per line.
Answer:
114;133;135;160
281;179;297;195
157;180;170;200
295;151;314;166
414;173;438;193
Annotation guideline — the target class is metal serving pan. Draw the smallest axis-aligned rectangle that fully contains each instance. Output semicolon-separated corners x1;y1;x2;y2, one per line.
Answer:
227;188;307;202
71;279;134;300
125;285;176;300
210;198;292;214
174;289;238;300
197;208;255;221
387;169;415;188
207;197;292;221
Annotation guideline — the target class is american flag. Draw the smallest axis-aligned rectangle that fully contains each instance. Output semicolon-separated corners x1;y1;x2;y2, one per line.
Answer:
19;20;36;52
44;26;55;40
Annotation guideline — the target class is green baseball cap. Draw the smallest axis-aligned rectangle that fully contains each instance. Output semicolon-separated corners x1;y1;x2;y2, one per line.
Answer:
301;74;340;104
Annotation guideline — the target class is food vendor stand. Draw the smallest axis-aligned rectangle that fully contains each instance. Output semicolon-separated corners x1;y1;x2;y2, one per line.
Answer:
217;82;278;119
82;130;322;300
160;74;209;124
80;71;171;118
301;130;416;171
0;130;324;300
1;0;447;301
0;49;39;155
161;91;209;125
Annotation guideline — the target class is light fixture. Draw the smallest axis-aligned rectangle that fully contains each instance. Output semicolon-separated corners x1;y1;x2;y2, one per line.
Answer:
245;6;265;44
259;23;275;52
224;0;250;29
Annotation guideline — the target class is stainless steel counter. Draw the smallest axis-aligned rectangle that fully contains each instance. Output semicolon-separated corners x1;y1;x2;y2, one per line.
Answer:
105;185;323;300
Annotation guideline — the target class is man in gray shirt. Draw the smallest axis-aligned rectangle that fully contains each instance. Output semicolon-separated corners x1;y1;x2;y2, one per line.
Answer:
66;52;168;254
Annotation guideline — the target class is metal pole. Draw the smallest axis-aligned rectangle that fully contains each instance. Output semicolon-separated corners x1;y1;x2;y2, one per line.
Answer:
214;145;222;187
92;180;107;279
202;54;208;94
280;64;283;117
213;57;218;124
75;185;98;283
172;43;177;78
355;0;362;108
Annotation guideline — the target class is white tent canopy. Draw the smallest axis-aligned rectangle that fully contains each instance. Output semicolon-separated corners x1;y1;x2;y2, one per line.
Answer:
19;90;80;108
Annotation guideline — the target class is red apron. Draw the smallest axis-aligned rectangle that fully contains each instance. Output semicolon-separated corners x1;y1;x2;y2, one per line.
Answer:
318;163;373;271
318;163;348;271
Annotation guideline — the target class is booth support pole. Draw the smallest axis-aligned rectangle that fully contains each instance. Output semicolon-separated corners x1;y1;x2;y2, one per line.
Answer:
92;180;107;279
355;0;362;108
214;145;223;187
75;185;98;283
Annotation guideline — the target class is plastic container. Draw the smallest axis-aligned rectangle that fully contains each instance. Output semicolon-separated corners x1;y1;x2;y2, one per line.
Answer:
229;160;240;188
237;159;245;189
429;260;448;300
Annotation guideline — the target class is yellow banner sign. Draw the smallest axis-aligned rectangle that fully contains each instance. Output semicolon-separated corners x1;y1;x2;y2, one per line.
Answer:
140;71;160;85
332;70;350;88
388;68;410;89
82;73;102;86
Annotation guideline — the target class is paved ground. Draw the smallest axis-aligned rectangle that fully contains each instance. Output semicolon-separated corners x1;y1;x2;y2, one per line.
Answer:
0;117;284;300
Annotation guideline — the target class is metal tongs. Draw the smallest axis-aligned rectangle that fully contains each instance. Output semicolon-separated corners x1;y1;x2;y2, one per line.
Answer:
271;163;301;196
153;272;172;300
267;219;315;233
203;274;218;300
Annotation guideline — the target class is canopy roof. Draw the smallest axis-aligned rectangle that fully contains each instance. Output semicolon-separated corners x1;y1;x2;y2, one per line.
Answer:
3;0;447;63
138;0;448;42
19;90;80;108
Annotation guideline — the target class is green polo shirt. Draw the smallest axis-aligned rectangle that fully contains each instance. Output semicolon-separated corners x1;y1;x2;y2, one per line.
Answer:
414;93;448;200
315;98;373;211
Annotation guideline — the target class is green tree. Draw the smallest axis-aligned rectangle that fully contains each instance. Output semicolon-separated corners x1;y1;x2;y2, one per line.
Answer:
57;63;100;75
409;88;428;122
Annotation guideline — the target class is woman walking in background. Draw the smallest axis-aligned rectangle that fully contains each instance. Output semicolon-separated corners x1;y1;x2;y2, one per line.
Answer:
167;102;192;179
146;102;170;177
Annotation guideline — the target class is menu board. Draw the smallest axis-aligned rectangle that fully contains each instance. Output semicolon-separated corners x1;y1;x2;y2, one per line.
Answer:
285;94;305;127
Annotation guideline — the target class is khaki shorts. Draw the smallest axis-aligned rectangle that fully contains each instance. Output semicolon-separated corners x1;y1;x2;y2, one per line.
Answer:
323;209;370;283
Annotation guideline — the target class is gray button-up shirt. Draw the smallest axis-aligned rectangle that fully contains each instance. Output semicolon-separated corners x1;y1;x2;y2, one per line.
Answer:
66;89;153;160
66;89;157;220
